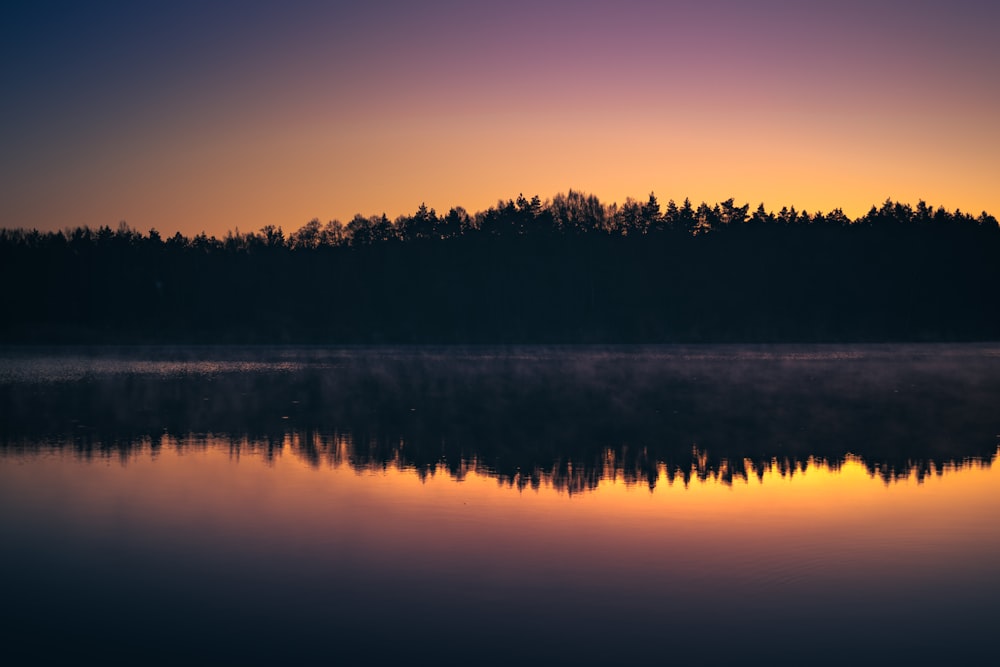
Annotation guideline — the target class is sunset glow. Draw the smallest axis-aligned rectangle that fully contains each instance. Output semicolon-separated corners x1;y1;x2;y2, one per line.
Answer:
5;442;998;585
3;1;998;238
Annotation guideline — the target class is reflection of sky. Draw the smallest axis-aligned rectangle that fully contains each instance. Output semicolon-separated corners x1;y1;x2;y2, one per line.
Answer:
2;1;998;238
2;443;997;662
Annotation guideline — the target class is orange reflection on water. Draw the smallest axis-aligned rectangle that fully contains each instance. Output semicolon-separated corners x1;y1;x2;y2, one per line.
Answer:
2;438;999;666
4;440;996;585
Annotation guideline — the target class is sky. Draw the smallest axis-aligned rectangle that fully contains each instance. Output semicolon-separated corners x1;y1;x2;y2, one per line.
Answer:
2;0;998;238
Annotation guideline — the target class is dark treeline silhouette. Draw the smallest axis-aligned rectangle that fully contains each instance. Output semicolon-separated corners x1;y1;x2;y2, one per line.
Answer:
2;192;999;343
3;345;998;489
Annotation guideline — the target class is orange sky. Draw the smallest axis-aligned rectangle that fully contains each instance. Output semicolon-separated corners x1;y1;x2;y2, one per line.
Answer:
3;2;998;238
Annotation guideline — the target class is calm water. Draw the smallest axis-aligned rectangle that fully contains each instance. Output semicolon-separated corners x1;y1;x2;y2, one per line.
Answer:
2;345;999;665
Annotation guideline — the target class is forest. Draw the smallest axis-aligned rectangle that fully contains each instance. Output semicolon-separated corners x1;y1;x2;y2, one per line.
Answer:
2;192;998;343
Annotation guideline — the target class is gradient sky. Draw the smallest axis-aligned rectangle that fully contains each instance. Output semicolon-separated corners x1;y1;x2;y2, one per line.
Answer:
3;0;998;238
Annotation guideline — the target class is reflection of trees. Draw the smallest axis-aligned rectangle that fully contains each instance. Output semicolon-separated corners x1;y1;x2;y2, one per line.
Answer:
2;347;999;490
221;436;998;489
3;429;994;492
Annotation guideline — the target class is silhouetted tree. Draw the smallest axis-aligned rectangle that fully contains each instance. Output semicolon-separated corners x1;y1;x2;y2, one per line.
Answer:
437;206;469;238
321;219;345;246
641;192;661;230
675;197;696;233
719;198;749;225
289;219;323;249
260;224;285;248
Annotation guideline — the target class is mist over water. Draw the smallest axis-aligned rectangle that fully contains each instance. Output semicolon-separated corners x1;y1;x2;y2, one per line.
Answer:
3;343;998;483
2;344;999;664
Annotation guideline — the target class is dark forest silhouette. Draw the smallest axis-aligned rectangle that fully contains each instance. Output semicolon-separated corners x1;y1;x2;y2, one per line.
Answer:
2;192;998;343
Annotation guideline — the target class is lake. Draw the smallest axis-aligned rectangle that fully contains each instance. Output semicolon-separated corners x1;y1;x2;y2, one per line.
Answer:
1;345;998;665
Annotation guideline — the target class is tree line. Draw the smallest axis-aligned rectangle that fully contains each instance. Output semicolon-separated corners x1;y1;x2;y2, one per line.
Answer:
2;192;998;342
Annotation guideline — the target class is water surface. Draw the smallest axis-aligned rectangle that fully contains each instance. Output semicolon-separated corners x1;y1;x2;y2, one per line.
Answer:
1;345;998;664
